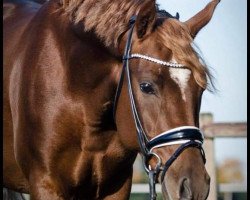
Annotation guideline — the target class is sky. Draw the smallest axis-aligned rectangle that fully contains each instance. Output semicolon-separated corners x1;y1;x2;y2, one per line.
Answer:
156;0;247;185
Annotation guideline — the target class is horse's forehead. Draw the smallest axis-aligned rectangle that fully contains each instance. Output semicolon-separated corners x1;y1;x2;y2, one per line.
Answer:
135;36;195;101
169;68;192;101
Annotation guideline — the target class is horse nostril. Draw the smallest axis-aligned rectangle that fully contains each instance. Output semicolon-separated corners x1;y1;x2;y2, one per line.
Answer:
179;178;192;199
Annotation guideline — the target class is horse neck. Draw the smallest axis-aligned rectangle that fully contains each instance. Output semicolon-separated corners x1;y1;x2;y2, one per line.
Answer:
61;0;143;51
24;1;121;132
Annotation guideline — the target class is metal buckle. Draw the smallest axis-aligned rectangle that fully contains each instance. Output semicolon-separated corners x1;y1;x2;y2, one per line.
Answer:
143;152;162;174
143;152;162;200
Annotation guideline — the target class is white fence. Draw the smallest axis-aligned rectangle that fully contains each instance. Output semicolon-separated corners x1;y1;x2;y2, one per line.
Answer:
131;182;247;193
201;115;247;200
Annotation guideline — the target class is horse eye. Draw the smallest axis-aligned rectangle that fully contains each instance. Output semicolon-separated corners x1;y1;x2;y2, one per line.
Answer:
140;82;155;94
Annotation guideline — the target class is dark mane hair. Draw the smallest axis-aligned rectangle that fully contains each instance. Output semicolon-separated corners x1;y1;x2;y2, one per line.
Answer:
60;0;145;48
156;4;180;20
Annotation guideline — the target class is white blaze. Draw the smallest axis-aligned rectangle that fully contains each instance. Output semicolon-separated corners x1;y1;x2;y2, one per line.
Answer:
169;68;191;101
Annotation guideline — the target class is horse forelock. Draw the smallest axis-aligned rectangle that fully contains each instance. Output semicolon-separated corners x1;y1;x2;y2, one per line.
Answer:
155;18;215;92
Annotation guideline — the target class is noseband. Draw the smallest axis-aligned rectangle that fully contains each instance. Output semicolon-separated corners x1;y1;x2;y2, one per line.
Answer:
113;16;206;200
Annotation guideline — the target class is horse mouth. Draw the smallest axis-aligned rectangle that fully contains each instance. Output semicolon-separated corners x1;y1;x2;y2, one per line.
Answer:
161;179;210;200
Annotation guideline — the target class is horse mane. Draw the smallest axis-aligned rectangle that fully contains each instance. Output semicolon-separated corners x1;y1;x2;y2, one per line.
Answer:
60;0;145;48
59;0;214;91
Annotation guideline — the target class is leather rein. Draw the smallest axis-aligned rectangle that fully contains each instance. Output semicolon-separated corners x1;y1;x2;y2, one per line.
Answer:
113;16;206;200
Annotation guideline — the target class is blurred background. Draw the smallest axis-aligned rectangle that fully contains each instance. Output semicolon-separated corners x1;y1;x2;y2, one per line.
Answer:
130;0;247;200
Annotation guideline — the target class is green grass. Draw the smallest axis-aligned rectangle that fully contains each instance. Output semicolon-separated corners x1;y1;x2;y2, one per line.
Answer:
129;193;163;200
218;192;247;200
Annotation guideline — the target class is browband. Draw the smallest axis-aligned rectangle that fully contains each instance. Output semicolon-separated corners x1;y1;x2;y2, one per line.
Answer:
130;53;186;68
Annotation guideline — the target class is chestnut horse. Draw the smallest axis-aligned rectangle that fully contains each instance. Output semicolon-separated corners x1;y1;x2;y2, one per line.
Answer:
3;0;220;199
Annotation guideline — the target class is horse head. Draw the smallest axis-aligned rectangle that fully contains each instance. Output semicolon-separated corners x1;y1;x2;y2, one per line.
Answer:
115;0;220;199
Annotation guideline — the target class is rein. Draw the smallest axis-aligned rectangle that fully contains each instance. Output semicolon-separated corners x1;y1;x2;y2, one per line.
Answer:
113;16;206;200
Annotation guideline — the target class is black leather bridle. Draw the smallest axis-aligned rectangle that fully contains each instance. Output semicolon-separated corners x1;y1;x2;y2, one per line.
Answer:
113;16;206;200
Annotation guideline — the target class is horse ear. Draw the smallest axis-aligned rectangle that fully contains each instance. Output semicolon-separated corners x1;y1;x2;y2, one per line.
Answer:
184;0;220;38
136;0;156;39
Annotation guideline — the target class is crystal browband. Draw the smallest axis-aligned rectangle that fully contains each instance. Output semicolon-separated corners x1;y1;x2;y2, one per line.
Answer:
129;53;186;68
